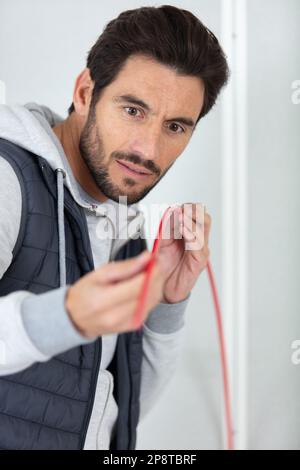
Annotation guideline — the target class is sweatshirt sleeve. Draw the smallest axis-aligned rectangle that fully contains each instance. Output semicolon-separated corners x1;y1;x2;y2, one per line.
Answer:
139;292;190;420
0;157;94;376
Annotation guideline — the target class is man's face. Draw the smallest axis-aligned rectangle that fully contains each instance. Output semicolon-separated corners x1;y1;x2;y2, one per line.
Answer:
79;54;204;204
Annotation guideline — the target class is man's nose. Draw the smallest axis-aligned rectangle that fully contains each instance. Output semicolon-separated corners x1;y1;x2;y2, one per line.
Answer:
129;123;162;164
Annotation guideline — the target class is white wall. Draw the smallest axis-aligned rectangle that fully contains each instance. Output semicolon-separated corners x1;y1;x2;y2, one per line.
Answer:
0;0;299;450
247;0;300;450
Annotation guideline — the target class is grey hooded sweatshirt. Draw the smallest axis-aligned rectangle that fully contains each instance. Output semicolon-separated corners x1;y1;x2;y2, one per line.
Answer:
0;102;190;449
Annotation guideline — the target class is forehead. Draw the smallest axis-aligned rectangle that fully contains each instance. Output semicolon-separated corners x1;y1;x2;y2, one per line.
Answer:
103;54;204;118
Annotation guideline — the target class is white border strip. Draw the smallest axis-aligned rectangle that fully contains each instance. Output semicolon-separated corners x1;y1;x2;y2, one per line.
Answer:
235;0;248;451
220;0;235;450
221;0;248;450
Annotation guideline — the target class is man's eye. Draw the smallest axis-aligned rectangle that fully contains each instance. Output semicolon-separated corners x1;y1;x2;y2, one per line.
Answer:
169;122;185;134
124;106;142;117
123;108;185;134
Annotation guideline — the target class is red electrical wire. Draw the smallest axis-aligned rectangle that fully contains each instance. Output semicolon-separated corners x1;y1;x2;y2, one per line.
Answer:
133;206;172;330
133;206;234;450
206;259;234;450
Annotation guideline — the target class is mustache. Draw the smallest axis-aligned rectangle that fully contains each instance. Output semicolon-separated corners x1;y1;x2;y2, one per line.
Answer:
112;151;161;176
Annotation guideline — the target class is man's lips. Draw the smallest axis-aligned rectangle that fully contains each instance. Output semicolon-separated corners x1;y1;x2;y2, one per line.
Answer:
115;159;153;177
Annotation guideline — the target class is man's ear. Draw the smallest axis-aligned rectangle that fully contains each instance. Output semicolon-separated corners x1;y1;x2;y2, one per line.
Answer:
72;68;94;117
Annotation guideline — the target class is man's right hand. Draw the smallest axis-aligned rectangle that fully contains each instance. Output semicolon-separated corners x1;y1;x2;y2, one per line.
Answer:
65;250;165;338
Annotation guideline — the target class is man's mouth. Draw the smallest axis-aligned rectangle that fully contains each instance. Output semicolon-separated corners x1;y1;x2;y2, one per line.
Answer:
115;159;153;178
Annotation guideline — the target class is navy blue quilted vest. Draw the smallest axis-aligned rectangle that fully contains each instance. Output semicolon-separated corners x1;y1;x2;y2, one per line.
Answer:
0;138;145;450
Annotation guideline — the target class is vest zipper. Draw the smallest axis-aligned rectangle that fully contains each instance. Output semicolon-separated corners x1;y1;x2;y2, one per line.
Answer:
79;337;102;449
59;198;103;450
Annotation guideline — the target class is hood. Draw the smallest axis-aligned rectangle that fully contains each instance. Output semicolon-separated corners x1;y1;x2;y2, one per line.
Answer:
0;102;146;286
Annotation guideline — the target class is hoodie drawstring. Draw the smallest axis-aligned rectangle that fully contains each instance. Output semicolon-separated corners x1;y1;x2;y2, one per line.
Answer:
56;168;66;287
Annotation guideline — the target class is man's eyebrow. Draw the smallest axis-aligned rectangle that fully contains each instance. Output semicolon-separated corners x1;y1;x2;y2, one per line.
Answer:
113;94;195;128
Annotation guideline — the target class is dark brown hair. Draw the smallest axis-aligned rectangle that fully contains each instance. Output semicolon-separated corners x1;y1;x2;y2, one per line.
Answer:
68;5;229;123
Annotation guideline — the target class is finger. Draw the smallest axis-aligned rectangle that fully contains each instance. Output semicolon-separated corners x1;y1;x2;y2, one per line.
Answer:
99;292;157;334
98;266;164;331
181;224;204;253
180;206;211;248
160;207;181;244
180;212;205;251
95;250;152;284
203;212;212;246
180;203;205;229
94;262;164;312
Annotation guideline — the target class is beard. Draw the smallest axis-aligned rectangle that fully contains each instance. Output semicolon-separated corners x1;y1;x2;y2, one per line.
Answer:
79;105;169;205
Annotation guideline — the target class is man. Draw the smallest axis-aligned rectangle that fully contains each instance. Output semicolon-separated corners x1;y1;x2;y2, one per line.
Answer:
0;5;228;449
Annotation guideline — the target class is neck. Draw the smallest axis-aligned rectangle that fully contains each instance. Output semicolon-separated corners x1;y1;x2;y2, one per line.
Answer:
52;114;108;203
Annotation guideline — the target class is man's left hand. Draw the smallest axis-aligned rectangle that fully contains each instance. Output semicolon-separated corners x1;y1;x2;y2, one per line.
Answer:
157;203;211;304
